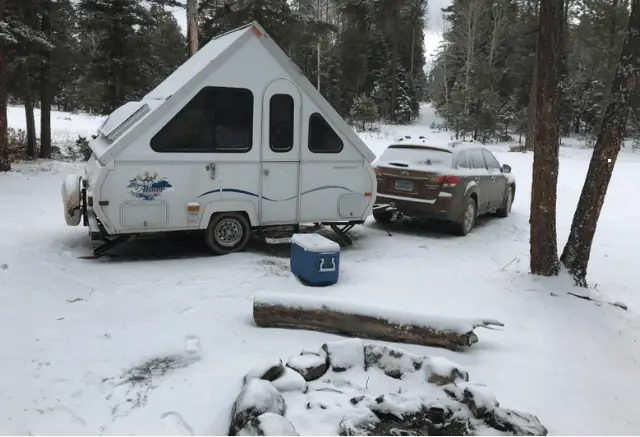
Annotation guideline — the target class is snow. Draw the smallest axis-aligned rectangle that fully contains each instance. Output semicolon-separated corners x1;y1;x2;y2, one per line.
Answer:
374;144;454;172
271;367;308;393
291;233;340;253
1;103;640;435
254;291;503;334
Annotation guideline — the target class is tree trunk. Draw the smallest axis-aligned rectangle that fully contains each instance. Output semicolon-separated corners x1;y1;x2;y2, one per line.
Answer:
560;0;640;286
24;85;37;159
187;0;199;57
39;0;52;159
529;0;564;276
0;0;10;171
252;292;504;352
389;1;399;123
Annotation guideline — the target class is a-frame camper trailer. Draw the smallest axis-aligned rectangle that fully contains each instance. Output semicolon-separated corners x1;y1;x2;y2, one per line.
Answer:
61;22;377;257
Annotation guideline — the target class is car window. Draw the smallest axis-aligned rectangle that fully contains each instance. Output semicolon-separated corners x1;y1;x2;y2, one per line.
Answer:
482;149;501;170
469;149;487;169
454;152;470;169
377;146;453;169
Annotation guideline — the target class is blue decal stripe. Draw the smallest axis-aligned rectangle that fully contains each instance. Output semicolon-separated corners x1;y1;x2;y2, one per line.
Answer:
197;185;356;201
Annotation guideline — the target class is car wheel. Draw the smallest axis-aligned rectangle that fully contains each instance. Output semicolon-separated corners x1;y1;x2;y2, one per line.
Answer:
373;207;394;224
496;186;514;218
205;212;251;255
452;197;476;236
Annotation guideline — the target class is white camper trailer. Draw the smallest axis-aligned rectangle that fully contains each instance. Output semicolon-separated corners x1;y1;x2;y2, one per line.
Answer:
61;22;377;257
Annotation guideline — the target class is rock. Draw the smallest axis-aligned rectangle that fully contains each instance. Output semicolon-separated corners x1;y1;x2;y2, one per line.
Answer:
484;407;548;436
237;413;298;436
271;367;308;393
423;356;469;386
229;379;286;436
322;339;365;372
459;382;499;419
286;350;328;381
363;344;423;379
243;358;285;385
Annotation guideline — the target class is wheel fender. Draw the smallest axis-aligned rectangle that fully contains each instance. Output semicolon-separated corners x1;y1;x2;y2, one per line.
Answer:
199;201;258;229
464;181;479;200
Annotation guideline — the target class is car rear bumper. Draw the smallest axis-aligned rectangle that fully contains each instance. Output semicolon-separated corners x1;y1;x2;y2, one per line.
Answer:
375;193;460;221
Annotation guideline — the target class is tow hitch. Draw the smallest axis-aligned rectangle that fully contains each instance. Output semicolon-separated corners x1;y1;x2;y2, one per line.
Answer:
373;202;400;236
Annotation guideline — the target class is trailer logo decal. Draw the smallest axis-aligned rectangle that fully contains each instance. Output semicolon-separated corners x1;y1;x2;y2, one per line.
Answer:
127;172;173;201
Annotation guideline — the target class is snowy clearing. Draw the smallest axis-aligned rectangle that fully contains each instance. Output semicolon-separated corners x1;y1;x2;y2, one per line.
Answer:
1;105;639;435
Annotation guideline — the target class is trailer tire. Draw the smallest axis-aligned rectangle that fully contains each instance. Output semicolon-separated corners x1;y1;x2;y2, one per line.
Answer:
205;212;251;255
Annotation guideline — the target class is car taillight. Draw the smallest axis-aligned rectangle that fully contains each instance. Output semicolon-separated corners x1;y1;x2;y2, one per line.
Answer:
375;168;382;176
436;175;460;187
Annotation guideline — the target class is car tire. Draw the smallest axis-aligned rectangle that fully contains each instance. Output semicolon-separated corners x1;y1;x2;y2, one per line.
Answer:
204;212;252;255
373;207;394;224
496;186;514;218
452;196;476;236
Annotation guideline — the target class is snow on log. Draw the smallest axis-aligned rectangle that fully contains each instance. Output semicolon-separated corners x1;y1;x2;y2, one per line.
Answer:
252;292;504;351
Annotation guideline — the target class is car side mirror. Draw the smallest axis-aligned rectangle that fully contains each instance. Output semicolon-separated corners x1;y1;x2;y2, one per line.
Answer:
501;164;511;173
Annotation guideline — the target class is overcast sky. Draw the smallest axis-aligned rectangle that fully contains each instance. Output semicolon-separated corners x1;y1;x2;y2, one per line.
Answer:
169;0;451;71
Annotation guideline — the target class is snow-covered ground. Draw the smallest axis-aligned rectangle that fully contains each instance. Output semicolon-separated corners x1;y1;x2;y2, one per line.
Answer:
6;105;104;148
1;105;639;435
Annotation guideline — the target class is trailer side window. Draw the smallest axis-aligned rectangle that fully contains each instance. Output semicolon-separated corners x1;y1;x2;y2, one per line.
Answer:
308;113;343;153
150;86;253;153
269;94;294;152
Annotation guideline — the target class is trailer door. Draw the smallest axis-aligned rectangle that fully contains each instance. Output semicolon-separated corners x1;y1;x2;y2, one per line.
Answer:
259;78;302;225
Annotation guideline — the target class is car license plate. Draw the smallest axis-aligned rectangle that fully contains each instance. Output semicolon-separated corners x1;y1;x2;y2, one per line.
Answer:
394;179;413;191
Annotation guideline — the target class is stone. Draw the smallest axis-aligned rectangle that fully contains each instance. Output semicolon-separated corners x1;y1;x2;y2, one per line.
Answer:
237;413;299;436
484;407;548;436
322;339;365;372
363;344;423;379
286;350;328;381
423;356;469;386
229;379;286;436
460;382;499;419
243;358;285;385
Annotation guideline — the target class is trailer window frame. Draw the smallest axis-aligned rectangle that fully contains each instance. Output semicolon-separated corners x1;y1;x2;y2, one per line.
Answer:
150;86;254;154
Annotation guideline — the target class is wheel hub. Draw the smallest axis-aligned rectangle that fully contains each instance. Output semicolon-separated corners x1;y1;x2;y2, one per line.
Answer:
214;218;243;247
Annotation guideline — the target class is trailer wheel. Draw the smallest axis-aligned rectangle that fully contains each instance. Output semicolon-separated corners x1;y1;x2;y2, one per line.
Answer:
205;212;251;255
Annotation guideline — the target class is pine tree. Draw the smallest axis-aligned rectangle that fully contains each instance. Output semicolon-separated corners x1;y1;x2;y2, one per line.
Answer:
350;94;378;131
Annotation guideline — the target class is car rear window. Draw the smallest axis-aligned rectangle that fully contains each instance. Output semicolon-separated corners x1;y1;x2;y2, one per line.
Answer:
377;146;453;169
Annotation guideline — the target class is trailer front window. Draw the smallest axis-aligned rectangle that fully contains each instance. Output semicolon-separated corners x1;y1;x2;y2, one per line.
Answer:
150;86;254;153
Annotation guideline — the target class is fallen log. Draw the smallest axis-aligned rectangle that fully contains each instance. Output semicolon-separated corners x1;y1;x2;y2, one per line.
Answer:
253;292;504;351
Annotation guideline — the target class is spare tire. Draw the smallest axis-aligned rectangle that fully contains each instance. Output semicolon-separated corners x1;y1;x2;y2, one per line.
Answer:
62;174;83;226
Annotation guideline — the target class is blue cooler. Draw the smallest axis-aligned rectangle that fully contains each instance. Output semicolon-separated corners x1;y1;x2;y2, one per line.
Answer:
290;234;340;286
